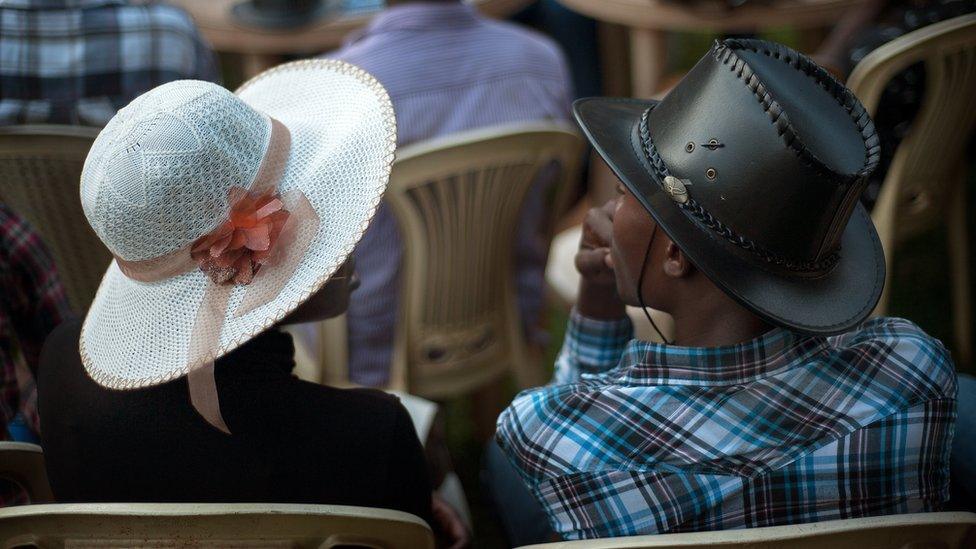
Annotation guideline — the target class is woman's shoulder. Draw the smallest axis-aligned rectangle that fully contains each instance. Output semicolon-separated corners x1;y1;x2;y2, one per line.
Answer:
39;317;84;377
44;317;83;346
300;383;404;412
283;381;418;440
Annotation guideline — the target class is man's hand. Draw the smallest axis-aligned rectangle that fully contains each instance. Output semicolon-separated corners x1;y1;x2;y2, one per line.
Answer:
432;493;470;549
576;200;627;319
576;200;617;287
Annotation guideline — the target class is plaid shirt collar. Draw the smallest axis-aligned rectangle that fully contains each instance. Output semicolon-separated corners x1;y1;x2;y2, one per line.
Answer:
0;0;123;8
619;328;831;387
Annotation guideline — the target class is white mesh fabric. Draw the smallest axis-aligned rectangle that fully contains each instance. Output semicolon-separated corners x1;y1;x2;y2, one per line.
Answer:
80;61;396;389
81;80;271;261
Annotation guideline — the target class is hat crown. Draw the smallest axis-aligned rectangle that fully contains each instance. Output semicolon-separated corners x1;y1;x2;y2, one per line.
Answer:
645;39;879;267
81;80;272;261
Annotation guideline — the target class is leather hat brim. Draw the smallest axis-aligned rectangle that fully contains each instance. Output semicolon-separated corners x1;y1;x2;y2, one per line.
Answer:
574;97;885;335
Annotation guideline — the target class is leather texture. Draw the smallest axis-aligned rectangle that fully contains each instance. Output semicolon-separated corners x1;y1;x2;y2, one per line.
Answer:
573;39;884;335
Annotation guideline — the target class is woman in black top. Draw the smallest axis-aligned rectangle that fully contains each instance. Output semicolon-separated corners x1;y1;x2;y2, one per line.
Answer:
38;263;432;524
33;62;469;547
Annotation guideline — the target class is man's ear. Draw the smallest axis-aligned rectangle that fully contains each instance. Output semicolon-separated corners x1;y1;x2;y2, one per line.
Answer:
662;240;693;278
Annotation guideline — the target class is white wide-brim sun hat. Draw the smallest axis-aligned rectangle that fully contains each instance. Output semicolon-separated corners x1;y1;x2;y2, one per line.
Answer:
79;60;395;389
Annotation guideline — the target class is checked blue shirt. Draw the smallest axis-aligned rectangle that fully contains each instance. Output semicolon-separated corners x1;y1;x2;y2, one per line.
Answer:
496;310;957;540
0;0;218;126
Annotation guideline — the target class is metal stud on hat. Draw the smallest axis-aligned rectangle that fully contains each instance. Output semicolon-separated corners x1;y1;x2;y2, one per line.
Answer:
663;176;691;204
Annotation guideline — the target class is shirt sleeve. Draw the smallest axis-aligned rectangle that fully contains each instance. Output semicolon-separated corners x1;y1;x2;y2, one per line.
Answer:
552;308;633;385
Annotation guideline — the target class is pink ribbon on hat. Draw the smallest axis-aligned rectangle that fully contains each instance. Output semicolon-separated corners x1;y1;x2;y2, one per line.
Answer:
115;117;319;434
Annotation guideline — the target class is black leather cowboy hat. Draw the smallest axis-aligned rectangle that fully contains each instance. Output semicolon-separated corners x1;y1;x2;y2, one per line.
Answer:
575;39;883;335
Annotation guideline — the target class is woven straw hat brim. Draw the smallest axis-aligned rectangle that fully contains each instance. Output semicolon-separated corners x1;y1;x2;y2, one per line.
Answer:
80;60;396;389
574;97;884;335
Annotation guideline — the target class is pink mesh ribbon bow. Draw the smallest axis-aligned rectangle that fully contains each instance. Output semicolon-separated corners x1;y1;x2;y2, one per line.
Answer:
191;189;290;286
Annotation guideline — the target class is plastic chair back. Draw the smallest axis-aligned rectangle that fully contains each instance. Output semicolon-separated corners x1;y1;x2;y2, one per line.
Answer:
0;442;53;505
847;13;976;366
384;123;584;398
0;503;434;548
0;125;109;313
517;512;976;548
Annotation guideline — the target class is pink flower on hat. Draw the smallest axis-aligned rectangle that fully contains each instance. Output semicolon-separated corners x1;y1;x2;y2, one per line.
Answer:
191;187;290;285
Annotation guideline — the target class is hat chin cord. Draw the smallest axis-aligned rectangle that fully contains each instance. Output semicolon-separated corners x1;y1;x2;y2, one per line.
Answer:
637;224;672;345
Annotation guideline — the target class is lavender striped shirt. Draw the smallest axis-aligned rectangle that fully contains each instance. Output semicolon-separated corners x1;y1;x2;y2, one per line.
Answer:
324;2;573;386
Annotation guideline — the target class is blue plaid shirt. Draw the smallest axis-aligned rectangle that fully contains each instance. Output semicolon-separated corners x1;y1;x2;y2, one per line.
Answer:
496;310;957;540
0;0;218;126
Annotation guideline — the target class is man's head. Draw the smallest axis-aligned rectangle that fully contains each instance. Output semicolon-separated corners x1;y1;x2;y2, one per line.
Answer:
609;182;727;315
574;38;883;335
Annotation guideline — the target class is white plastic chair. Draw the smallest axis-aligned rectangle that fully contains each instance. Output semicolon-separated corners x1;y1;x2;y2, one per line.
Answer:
0;442;53;505
315;122;584;397
847;13;976;368
517;512;976;548
0;503;434;548
0;125;109;314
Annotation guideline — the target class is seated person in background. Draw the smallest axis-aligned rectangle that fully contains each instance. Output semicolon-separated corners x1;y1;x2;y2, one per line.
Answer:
0;204;71;506
0;205;70;441
813;0;975;208
324;0;573;386
815;0;975;77
491;39;956;541
0;0;218;126
37;64;463;544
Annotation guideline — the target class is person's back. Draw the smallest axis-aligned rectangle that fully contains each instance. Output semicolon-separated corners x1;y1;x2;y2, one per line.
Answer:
497;313;955;539
0;0;218;126
490;38;957;542
325;1;572;386
331;2;570;145
38;320;431;520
